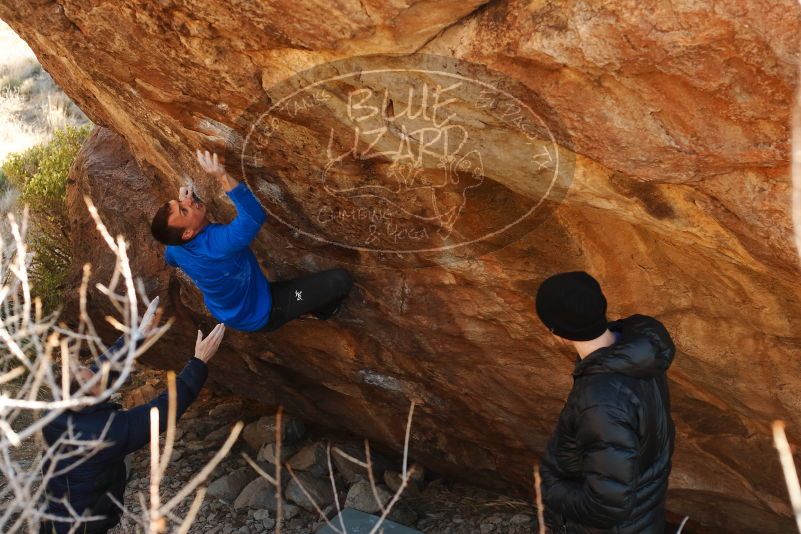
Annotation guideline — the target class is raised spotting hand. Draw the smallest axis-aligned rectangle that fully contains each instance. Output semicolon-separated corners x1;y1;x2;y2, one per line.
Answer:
194;323;226;364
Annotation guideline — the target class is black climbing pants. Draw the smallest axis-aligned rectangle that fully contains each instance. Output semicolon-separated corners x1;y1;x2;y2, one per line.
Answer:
262;268;353;332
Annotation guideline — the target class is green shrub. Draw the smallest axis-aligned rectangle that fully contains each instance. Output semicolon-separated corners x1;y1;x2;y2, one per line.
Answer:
1;124;91;311
3;124;90;215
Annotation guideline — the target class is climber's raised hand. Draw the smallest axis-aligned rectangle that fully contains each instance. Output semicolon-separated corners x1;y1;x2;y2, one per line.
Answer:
196;149;238;193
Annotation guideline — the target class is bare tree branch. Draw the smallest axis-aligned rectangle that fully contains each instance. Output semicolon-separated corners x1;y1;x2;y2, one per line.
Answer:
533;464;545;534
773;420;801;532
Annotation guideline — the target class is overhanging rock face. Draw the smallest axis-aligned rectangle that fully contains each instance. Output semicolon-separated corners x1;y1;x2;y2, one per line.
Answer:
4;2;801;531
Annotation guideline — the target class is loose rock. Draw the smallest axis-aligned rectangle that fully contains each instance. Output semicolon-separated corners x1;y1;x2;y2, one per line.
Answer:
205;424;236;443
388;504;419;527
510;513;532;525
208;401;243;419
331;441;387;484
345;479;392;514
258;442;299;465
285;472;334;512
282;503;300;520
242;415;305;451
286;442;329;477
384;470;421;496
233;477;278;510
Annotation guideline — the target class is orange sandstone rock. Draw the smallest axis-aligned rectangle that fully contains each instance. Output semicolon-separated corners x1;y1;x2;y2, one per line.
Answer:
3;1;800;531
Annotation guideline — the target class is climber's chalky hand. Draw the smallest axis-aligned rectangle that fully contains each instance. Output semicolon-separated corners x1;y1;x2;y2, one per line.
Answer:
196;149;237;193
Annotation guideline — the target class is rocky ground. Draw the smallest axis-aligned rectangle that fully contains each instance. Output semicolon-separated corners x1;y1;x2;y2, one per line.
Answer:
109;369;537;534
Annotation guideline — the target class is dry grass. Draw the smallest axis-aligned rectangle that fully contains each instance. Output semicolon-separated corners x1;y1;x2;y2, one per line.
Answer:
0;20;88;167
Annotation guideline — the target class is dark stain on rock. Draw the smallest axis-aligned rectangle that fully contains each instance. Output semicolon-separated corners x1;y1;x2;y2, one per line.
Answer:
486;0;510;26
609;171;675;220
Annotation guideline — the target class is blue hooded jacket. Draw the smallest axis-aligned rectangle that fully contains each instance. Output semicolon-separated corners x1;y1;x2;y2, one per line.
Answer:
40;337;208;533
165;182;271;331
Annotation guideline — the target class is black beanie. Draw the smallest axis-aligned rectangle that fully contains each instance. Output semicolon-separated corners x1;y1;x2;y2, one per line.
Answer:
535;271;608;341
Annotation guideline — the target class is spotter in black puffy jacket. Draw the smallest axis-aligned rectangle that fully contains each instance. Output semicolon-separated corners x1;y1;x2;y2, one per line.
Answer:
541;314;676;533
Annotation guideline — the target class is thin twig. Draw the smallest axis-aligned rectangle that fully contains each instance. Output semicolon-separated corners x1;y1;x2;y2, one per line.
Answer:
364;439;387;513
332;447;369;469
59;337;69;401
149;407;162;534
533;464;545;534
276;407;283;534
773;420;801;532
242;453;278;486
0;366;24;385
176;488;206;534
326;443;347;534
367;400;417;534
285;463;343;534
402;402;415;475
158;372;177;474
160;422;243;513
367;467;413;534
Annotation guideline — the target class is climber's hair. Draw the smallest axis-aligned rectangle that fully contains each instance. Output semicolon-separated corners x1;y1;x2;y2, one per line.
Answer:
150;202;186;246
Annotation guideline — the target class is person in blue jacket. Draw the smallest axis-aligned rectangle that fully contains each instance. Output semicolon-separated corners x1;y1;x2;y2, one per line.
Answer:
40;300;226;534
150;150;352;332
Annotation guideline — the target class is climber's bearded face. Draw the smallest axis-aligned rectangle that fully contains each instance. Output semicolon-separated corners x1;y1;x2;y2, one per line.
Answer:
167;196;207;241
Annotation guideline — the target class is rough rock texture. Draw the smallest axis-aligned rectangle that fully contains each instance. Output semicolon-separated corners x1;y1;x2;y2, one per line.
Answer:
285;472;335;513
233;478;278;511
345;479;393;514
4;1;801;531
208;467;255;504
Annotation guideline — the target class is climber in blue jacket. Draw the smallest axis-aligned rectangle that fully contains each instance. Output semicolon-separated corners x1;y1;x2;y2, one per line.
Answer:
150;150;352;332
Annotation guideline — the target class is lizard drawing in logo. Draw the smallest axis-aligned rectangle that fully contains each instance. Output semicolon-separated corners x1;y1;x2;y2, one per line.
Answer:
320;121;486;241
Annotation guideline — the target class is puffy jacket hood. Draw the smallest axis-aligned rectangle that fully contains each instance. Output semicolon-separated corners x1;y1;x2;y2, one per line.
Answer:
574;314;675;379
